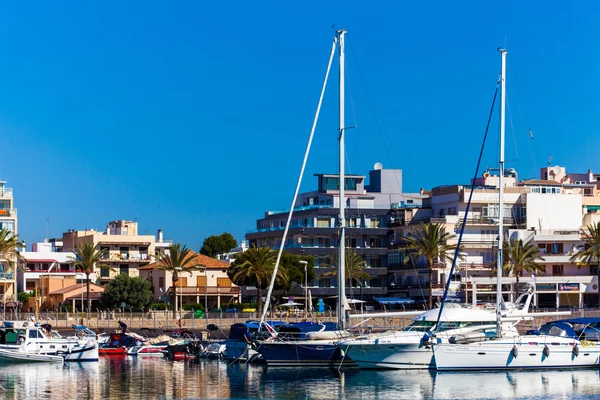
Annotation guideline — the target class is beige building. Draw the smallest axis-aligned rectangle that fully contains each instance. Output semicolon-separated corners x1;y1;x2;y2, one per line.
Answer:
62;220;157;283
139;251;241;310
0;180;19;303
47;282;105;311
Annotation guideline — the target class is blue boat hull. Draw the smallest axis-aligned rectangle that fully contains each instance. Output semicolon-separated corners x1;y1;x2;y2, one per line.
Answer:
256;342;355;367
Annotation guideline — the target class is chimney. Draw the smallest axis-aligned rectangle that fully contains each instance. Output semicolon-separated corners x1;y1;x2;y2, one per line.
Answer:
158;229;163;243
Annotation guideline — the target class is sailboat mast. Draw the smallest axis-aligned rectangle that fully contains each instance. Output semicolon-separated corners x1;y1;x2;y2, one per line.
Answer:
496;48;507;338
337;29;347;330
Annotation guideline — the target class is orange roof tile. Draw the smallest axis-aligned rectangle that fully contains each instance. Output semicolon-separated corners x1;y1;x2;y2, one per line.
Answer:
138;251;229;271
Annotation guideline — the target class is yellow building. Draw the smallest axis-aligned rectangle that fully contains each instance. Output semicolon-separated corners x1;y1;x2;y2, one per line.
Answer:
62;220;156;283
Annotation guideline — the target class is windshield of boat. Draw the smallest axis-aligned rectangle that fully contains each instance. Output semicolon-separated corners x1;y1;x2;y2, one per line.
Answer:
403;320;496;332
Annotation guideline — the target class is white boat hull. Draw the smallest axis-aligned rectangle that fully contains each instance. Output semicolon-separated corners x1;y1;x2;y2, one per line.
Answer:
434;337;600;370
340;333;434;369
0;348;64;363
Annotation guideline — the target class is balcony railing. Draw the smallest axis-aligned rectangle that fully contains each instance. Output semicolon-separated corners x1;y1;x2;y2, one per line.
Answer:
0;272;15;280
168;286;241;296
25;269;77;274
100;254;151;262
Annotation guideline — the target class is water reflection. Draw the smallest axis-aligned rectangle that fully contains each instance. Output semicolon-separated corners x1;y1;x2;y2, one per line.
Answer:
0;358;597;399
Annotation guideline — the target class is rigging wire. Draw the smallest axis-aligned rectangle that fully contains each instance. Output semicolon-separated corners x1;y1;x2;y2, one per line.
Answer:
432;75;501;334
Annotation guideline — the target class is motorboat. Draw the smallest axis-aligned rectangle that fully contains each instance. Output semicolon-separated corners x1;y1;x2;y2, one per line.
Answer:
0;347;64;363
338;290;537;369
433;318;600;370
99;332;144;356
0;321;98;362
200;342;226;359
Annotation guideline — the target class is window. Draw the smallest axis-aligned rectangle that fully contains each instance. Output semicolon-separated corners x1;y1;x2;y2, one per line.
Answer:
101;268;110;278
448;207;457;215
316;218;330;228
591;265;598;275
119;264;129;275
552;265;564;276
388;251;400;265
158;277;165;290
369;218;382;228
406;199;414;204
217;277;232;287
483;252;495;263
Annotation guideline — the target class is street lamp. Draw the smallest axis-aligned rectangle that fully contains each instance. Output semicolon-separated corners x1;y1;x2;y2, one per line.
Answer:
174;267;183;320
300;260;308;314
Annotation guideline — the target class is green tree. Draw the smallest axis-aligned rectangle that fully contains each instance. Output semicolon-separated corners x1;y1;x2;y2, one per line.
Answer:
200;233;238;257
101;275;153;310
227;245;288;315
321;249;370;287
406;222;456;309
70;242;114;316
278;252;315;291
570;221;600;306
158;243;205;318
492;238;545;300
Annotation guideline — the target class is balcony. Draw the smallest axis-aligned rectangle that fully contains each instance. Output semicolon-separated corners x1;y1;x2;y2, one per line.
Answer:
168;286;241;296
457;216;526;227
100;254;151;262
0;272;15;281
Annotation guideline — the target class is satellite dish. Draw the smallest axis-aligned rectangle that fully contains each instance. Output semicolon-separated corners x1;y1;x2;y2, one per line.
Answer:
374;162;383;170
553;166;561;175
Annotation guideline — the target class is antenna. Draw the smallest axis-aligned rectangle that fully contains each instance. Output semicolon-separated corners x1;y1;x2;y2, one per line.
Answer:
45;218;50;239
548;156;553;166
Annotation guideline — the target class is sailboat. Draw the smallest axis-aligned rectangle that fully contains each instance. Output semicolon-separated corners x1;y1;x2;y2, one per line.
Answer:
251;29;355;367
432;49;600;371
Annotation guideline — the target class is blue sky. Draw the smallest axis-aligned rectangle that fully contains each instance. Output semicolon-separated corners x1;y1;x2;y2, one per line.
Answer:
1;1;599;251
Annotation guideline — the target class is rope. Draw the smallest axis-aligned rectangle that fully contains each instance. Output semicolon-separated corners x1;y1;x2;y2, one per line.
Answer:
433;75;501;334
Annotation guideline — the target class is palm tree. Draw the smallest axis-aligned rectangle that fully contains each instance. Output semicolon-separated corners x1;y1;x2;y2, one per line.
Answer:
71;242;114;318
158;244;205;318
228;245;287;315
570;221;600;307
406;222;456;309
321;249;371;288
0;228;21;301
492;239;545;300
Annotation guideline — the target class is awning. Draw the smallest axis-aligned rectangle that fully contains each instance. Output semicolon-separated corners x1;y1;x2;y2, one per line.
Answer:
24;259;58;263
587;206;600;211
374;297;415;305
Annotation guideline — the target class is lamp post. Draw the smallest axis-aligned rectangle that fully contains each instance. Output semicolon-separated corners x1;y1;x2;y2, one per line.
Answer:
204;268;208;315
300;260;308;314
174;267;183;320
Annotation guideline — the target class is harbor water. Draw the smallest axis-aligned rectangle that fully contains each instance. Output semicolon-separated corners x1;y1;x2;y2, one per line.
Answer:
0;358;598;399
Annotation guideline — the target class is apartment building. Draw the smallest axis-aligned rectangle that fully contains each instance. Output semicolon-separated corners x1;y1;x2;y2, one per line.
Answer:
0;179;19;302
62;220;159;283
246;164;428;300
389;166;600;308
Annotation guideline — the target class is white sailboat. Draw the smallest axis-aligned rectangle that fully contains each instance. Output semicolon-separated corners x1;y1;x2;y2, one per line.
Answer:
432;49;600;371
250;29;354;367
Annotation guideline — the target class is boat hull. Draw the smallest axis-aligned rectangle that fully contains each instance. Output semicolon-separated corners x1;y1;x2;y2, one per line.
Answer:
434;338;600;371
0;348;64;363
257;341;355;368
225;341;257;362
341;340;434;369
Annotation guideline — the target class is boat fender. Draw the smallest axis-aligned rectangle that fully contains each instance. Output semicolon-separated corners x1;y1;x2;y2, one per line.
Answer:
511;345;518;358
573;345;579;357
421;333;430;343
543;345;550;357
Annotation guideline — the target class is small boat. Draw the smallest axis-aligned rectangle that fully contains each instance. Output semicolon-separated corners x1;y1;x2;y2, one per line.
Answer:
99;333;144;356
226;321;286;363
0;348;64;363
200;343;226;359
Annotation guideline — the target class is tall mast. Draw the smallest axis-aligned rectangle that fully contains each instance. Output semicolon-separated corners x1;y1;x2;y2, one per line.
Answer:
337;29;347;330
496;48;507;338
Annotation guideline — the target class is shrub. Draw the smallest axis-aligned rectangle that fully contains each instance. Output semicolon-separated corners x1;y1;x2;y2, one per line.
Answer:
182;303;204;311
17;292;30;304
150;303;171;310
61;304;73;312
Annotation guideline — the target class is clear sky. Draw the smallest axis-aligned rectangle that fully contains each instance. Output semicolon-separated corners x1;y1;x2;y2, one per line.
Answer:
1;1;599;251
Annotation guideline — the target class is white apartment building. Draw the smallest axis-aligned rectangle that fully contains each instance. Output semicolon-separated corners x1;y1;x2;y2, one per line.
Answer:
0;180;19;303
394;167;600;308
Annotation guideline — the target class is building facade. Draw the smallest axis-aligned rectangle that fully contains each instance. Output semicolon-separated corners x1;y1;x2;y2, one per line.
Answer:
139;251;241;310
0;179;19;302
246;164;428;301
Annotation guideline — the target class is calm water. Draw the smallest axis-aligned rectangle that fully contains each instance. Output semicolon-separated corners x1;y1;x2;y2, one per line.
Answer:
0;358;598;399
